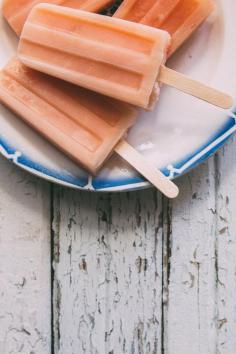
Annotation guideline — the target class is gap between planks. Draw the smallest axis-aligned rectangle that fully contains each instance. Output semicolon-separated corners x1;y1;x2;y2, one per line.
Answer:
50;137;236;354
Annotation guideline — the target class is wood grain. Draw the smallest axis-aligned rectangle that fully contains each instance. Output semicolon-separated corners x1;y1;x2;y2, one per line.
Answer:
215;137;236;353
164;158;217;354
0;156;51;354
1;136;236;354
52;188;164;354
52;140;236;354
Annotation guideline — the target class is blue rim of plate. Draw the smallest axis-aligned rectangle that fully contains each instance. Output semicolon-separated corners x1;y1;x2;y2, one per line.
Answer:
1;109;236;192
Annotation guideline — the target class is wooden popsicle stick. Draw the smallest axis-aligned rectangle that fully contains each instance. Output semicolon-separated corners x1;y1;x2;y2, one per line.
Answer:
115;140;179;198
159;65;233;109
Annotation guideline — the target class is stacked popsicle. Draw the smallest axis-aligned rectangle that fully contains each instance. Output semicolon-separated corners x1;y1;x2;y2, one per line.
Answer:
17;4;232;110
18;4;171;109
114;0;216;57
2;0;114;35
0;58;136;174
0;0;232;197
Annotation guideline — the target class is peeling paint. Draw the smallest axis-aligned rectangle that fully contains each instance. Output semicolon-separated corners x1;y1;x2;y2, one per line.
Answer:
0;157;51;353
52;189;163;353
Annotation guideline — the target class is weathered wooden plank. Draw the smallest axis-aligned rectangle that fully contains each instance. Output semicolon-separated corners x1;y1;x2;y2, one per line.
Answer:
52;188;164;354
215;136;236;353
0;156;51;354
164;158;217;354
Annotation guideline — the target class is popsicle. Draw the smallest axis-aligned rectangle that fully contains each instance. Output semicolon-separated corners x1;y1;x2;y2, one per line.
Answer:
2;0;114;36
18;3;170;110
114;0;216;57
0;59;179;198
18;4;232;110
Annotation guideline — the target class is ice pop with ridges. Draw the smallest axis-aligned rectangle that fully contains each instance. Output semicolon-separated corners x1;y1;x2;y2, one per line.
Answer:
0;58;136;174
2;0;114;35
18;3;171;109
18;4;232;110
114;0;216;57
0;59;179;198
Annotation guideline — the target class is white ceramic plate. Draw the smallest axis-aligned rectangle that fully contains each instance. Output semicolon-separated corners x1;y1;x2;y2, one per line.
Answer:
1;0;236;191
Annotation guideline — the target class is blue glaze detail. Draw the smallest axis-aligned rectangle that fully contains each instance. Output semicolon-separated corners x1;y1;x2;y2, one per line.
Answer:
167;118;235;176
92;175;144;190
0;137;16;155
92;116;236;188
1;112;236;191
0;137;88;187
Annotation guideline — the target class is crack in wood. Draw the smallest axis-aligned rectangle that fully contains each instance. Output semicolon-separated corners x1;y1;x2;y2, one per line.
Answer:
51;189;164;353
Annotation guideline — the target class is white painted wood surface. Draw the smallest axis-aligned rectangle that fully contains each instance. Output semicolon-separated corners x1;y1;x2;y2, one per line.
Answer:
166;158;217;354
1;136;236;354
215;136;236;353
52;189;163;354
0;156;51;354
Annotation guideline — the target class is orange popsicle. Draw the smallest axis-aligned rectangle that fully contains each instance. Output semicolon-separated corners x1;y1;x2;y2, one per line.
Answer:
18;3;171;109
0;59;179;197
0;58;136;174
2;0;114;35
18;3;231;110
114;0;215;57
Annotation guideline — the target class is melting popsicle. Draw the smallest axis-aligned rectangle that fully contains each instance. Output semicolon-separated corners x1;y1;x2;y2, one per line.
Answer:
0;58;179;198
114;0;216;57
2;0;114;35
18;4;233;110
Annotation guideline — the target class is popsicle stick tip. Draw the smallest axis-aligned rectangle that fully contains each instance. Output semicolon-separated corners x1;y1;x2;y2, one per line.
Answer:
167;183;179;199
115;141;179;198
159;66;233;110
221;95;234;110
